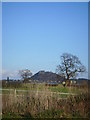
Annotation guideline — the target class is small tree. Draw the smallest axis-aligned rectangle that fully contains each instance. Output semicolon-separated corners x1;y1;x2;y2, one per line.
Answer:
56;53;86;86
19;69;32;82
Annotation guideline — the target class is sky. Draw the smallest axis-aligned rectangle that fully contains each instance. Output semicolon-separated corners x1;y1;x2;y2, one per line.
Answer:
89;1;90;79
2;2;88;79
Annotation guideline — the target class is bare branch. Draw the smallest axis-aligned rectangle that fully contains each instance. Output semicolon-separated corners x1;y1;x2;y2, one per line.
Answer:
56;53;86;81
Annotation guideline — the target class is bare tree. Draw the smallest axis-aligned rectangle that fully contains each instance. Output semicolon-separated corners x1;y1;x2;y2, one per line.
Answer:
19;69;32;82
56;53;86;86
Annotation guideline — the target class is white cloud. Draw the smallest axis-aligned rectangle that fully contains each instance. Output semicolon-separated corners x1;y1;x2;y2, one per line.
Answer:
0;70;2;80
2;69;20;79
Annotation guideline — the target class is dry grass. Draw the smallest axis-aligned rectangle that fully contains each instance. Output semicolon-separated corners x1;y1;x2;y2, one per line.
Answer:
2;84;89;118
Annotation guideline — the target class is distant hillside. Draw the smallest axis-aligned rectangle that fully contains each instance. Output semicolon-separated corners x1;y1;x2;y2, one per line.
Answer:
69;78;88;85
30;71;65;83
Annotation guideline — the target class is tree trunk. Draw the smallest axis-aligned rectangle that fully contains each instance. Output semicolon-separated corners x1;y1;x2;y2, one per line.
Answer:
66;75;70;86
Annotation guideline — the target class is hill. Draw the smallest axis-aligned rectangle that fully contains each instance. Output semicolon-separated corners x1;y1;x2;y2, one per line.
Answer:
30;71;65;83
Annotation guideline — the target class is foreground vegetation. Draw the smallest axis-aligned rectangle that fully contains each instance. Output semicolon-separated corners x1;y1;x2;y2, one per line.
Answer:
2;82;89;119
2;81;88;93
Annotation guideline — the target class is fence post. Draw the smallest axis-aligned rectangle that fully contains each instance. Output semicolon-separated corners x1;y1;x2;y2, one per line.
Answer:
14;89;16;97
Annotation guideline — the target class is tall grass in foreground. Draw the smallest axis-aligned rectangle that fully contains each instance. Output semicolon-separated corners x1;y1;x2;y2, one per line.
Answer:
2;86;89;118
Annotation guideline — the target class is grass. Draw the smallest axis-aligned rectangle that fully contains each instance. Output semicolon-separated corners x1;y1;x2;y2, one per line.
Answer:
2;82;88;95
2;82;89;118
2;112;22;118
2;92;89;118
48;85;69;93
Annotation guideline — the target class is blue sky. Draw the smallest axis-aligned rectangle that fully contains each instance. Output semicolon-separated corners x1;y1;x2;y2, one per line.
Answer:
2;2;88;79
